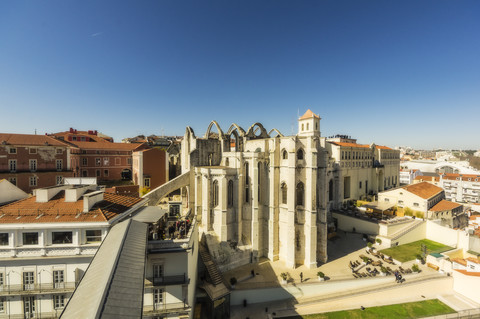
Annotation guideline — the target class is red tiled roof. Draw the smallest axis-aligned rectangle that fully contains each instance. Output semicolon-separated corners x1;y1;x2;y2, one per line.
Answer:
0;191;143;223
299;109;320;120
329;142;392;150
454;269;480;276
442;173;480;182
403;182;443;199
429;200;462;212
466;257;480;264
0;133;69;147
68;141;146;151
452;258;467;266
414;176;440;182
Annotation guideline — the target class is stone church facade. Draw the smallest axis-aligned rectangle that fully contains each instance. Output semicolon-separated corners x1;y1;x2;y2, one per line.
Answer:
181;110;399;269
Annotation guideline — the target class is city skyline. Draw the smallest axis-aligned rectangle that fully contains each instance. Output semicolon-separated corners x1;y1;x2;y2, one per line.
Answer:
1;1;479;149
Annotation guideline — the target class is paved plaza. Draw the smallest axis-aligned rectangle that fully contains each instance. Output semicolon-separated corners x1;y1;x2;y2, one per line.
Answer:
228;231;480;319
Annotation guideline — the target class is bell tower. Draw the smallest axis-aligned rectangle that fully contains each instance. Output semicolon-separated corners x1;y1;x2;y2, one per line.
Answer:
298;109;321;137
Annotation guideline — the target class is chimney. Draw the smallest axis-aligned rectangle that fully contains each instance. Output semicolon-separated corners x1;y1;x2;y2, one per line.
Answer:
36;186;67;203
83;190;104;213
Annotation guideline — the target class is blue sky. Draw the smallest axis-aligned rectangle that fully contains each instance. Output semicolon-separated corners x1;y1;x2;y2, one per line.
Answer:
0;1;479;149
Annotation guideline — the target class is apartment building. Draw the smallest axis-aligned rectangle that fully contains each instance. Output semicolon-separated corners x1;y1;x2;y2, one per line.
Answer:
400;169;422;185
132;148;168;191
0;134;74;194
0;183;146;318
439;173;480;204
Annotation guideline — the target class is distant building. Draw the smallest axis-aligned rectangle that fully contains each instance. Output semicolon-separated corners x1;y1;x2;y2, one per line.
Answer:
439;173;480;204
132;148;168;192
400;169;422;185
49;129;147;182
401;159;480;175
0;133;74;194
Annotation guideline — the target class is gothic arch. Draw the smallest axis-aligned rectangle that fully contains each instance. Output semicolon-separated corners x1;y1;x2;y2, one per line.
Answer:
268;128;284;137
246;122;270;139
204;120;224;139
226;123;246;137
185;126;196;138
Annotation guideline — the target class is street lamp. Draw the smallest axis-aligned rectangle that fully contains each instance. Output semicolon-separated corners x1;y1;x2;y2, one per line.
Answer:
6;270;19;319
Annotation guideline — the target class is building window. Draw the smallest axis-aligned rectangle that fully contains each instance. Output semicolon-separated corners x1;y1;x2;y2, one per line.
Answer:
56;148;63;154
0;273;4;290
127;158;132;165
281;182;287;204
56;159;63;171
53;294;65;309
8;177;16;186
23;232;38;245
8;159;16;172
213;180;219;207
144;178;151;188
53;270;65;289
297;149;304;160
153;264;163;280
96;170;101;177
153;288;164;310
0;233;8;246
52;232;72;244
296;182;304;206
228;180;234;207
29;176;37;187
23;296;35;316
301;124;304;131
56;176;63;185
282;150;288;160
103;158;109;166
23;272;35;291
82;170;88;177
115;157;121;165
384;198;390;202
86;230;102;243
82;158;88;166
95;158;101;166
359;181;362;189
29;148;37;154
414;203;419;207
8;148;16;154
104;169;109;177
0;297;4;313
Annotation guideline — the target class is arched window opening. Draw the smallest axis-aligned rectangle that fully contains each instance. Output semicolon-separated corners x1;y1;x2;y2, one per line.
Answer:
282;150;288;160
297;149;304;160
213;180;219;207
228;180;234;208
281;182;287;204
296;182;304;206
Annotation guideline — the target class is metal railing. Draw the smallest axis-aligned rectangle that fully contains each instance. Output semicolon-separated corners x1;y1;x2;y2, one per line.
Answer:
143;302;189;315
0;282;76;295
145;274;186;286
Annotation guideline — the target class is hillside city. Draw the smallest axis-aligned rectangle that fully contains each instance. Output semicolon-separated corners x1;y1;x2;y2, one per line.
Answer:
1;110;480;318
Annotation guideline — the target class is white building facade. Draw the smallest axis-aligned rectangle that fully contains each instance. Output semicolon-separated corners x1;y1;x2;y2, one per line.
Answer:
181;110;400;269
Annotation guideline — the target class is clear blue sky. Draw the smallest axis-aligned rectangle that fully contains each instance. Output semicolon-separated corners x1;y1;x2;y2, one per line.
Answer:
1;1;479;149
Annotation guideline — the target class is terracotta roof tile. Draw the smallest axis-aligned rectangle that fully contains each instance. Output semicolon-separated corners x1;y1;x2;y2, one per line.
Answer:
403;182;444;199
68;141;145;151
0;191;143;223
414;176;440;182
429;200;462;212
299;109;320;120
0;133;69;147
466;257;480;264
454;269;480;276
452;258;467;266
329;142;392;150
442;173;480;182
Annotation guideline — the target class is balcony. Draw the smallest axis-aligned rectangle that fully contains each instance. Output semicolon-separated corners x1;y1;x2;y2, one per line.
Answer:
145;274;186;287
0;281;76;296
143;302;190;316
0;311;62;319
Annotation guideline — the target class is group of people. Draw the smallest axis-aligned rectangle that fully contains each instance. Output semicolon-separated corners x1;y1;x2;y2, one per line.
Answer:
149;218;192;240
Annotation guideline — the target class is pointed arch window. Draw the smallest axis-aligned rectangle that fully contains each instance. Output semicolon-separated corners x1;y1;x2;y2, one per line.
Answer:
297;149;304;160
282;149;288;160
296;182;304;206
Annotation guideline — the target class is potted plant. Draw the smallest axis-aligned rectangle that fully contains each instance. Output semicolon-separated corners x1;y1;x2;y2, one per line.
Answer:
376;238;382;245
412;264;420;273
317;271;325;281
361;256;370;265
367;242;373;252
380;266;388;276
280;272;288;284
415;254;422;263
230;277;237;288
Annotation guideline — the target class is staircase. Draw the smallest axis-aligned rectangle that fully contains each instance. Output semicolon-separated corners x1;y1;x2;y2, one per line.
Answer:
199;243;224;286
390;219;424;241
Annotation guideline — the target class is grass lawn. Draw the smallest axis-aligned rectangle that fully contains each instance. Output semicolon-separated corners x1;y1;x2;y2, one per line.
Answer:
283;299;455;319
379;239;453;262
